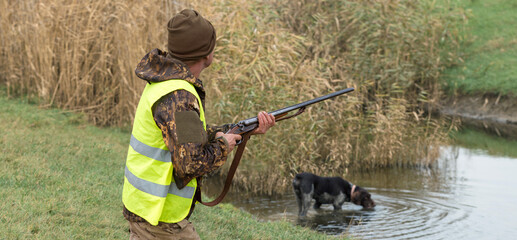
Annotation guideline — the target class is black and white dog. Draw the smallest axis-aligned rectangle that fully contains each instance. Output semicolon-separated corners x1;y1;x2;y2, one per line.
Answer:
293;172;375;216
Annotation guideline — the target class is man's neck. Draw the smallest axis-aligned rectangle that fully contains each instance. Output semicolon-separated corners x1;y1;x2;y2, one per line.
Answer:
187;61;205;79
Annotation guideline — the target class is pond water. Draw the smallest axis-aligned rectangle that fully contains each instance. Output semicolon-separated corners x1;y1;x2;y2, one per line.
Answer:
204;146;517;239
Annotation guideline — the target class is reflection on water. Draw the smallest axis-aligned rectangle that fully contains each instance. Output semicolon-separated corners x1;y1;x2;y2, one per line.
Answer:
203;146;517;239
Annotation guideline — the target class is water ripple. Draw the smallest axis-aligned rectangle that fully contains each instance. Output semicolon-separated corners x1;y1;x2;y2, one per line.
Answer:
338;188;473;240
249;187;474;239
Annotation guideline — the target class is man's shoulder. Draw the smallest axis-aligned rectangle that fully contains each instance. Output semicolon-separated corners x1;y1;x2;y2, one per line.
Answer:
152;90;200;116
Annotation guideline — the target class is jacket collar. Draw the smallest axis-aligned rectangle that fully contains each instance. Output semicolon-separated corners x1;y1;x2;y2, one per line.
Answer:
134;48;204;91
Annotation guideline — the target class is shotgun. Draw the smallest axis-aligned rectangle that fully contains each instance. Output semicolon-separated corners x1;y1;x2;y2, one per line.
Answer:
199;87;355;207
226;87;355;139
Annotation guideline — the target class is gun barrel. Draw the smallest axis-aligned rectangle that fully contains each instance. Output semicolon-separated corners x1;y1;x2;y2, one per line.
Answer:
239;87;354;126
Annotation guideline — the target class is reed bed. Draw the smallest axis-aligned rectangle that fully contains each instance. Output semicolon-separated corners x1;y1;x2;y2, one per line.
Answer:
0;0;466;194
0;0;184;125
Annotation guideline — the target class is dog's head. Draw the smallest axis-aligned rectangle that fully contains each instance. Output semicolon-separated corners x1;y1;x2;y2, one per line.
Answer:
351;186;376;209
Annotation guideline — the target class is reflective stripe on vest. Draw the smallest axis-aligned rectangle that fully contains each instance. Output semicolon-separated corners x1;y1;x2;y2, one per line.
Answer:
125;165;195;199
122;80;206;225
130;134;171;163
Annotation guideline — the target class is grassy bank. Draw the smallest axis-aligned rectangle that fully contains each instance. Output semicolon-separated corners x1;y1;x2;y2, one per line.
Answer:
0;91;339;239
442;0;517;96
0;92;128;238
450;128;517;158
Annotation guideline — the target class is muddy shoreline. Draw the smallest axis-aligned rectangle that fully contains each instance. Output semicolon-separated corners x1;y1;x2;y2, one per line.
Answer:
438;94;517;139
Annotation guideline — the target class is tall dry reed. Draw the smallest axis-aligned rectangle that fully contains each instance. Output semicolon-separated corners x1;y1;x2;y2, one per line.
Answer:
0;0;191;125
0;0;466;194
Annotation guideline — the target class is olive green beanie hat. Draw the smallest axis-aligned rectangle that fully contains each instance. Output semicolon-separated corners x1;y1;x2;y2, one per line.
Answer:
167;9;216;61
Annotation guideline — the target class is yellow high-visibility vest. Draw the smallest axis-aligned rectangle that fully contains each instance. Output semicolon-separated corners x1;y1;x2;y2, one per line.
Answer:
122;80;206;225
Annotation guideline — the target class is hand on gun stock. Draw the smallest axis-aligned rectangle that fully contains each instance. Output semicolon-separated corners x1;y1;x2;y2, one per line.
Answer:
215;132;241;152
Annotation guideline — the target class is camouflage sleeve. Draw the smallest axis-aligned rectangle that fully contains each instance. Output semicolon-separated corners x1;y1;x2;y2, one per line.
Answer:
206;124;234;141
152;90;229;189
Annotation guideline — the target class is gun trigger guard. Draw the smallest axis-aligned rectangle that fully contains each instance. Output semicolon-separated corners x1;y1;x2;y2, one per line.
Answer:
236;132;252;145
236;124;258;145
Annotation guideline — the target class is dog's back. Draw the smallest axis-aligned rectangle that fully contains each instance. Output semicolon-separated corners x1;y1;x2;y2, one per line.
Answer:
293;172;343;195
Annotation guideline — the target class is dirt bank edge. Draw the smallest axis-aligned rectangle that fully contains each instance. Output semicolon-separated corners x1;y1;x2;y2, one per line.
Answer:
438;94;517;139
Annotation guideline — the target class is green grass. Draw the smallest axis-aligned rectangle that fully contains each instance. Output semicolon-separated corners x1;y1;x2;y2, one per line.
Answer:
191;204;338;240
0;90;340;239
442;0;517;96
0;92;130;238
450;128;517;158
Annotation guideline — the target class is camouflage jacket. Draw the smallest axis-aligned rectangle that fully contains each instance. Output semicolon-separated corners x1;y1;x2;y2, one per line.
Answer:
134;48;232;189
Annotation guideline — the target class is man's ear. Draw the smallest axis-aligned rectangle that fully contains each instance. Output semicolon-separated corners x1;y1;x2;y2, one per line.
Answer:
203;51;214;68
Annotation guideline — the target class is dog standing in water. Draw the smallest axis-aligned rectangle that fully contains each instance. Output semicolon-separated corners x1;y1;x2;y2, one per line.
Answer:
292;172;375;216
